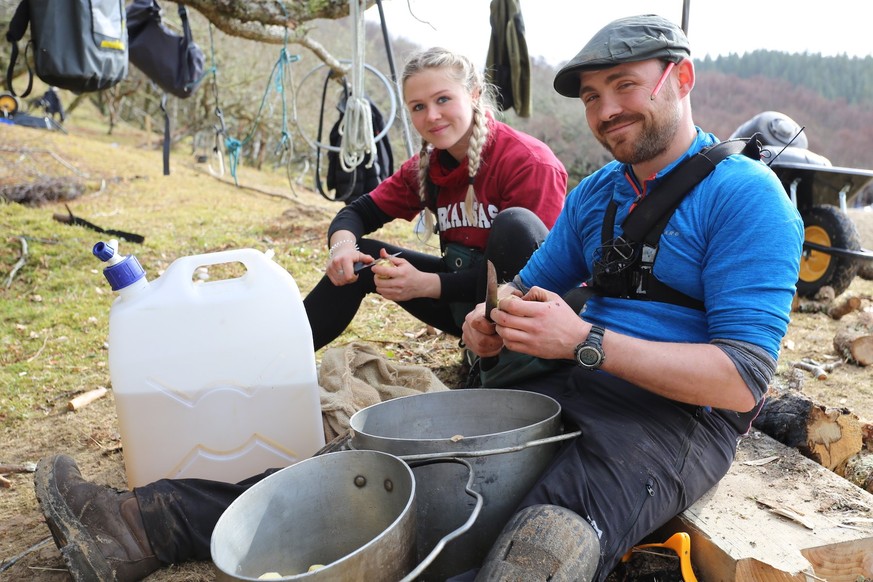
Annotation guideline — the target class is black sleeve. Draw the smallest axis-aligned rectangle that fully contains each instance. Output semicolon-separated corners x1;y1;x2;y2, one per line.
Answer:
326;194;393;245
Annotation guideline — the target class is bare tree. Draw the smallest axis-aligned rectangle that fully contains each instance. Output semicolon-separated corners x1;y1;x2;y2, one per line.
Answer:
176;0;376;76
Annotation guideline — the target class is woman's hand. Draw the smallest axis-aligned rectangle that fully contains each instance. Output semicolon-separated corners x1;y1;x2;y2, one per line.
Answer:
373;249;438;301
326;243;371;286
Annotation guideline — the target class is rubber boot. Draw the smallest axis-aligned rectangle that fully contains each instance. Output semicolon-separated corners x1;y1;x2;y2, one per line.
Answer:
474;504;600;582
34;454;162;582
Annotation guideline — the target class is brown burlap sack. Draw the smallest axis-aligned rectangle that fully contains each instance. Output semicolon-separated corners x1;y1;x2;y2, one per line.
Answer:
318;342;450;441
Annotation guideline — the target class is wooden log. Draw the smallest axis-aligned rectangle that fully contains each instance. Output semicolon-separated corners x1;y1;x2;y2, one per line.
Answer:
863;420;873;452
827;294;861;320
844;450;873;493
753;390;862;472
663;430;873;581
833;312;873;366
67;386;108;411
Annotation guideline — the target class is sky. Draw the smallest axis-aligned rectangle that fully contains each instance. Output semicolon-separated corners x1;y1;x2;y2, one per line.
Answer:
365;0;873;67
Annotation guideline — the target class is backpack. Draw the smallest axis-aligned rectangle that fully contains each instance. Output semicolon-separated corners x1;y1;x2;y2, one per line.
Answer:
4;0;128;97
126;0;205;99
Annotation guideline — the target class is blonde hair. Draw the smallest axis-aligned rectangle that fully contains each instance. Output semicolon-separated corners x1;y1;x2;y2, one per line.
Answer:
401;47;497;239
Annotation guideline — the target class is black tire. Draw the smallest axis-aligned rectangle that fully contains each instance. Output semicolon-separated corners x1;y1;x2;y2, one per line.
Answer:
796;205;861;297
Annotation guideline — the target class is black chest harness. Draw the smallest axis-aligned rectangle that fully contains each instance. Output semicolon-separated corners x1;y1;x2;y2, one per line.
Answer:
575;136;762;312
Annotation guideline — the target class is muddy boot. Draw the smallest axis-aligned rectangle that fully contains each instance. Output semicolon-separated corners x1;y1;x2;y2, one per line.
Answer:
475;504;599;582
34;454;162;582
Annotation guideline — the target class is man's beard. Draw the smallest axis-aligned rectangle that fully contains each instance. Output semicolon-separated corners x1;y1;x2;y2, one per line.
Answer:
596;98;682;165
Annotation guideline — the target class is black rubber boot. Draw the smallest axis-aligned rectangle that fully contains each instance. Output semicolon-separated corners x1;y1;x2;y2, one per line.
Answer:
474;504;600;582
34;454;162;582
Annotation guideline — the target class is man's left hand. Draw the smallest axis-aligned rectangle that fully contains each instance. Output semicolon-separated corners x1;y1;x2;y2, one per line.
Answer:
492;286;588;360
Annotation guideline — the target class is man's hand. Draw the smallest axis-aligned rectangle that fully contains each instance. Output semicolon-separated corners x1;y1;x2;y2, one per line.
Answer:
462;284;530;358
491;286;588;361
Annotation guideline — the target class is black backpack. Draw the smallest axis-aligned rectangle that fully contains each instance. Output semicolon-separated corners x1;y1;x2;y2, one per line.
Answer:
126;0;205;99
5;0;128;97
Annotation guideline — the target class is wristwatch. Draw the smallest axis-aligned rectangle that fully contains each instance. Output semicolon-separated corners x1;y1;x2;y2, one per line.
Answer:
574;325;606;370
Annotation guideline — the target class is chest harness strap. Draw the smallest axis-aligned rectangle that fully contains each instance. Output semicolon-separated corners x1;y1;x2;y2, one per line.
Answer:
583;135;762;311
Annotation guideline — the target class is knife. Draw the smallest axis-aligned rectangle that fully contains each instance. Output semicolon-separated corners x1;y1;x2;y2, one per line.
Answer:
481;260;500;372
353;251;402;273
485;260;499;323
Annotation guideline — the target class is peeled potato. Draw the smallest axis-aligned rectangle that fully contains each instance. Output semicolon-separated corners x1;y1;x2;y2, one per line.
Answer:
373;258;395;279
257;573;283;580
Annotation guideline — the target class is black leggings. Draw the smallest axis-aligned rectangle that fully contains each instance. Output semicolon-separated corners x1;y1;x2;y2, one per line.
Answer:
303;207;549;350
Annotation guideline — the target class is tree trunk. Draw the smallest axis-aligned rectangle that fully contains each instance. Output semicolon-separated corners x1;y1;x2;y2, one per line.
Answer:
753;390;863;472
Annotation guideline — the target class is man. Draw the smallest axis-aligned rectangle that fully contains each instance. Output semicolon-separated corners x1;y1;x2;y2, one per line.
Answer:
462;13;802;581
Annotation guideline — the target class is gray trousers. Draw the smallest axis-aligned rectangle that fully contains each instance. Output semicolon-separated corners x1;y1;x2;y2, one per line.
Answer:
513;366;739;581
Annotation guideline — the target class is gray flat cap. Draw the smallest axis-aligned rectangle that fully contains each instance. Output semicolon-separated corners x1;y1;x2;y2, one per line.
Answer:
553;14;690;98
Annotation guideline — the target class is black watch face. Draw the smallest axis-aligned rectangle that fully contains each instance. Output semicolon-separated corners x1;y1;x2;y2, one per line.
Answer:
577;346;601;367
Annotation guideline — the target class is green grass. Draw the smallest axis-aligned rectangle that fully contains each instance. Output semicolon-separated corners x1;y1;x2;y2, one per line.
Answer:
1;113;460;426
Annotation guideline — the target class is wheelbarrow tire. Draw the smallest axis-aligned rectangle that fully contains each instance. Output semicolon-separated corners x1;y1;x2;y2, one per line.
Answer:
797;204;861;298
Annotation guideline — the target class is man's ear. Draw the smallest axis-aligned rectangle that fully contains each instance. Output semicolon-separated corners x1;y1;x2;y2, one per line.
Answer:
676;59;695;96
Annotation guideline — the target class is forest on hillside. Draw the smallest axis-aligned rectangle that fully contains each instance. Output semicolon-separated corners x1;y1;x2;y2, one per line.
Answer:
2;4;872;193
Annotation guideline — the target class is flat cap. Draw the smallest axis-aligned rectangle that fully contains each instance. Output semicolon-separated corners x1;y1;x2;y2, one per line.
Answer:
553;14;690;98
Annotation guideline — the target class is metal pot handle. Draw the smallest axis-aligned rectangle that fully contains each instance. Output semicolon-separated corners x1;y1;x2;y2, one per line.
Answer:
395;430;582;463
398;457;483;582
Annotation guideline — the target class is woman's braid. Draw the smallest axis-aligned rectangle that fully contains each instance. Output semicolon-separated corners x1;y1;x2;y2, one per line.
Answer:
464;102;489;222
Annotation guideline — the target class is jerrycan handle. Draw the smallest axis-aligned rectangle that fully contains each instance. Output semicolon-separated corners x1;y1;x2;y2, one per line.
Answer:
160;248;277;287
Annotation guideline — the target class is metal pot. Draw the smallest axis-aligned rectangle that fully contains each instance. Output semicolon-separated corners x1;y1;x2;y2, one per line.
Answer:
349;388;565;581
210;449;482;582
211;450;416;581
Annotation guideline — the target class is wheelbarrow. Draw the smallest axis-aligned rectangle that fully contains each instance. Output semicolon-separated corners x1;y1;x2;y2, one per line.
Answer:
731;111;873;297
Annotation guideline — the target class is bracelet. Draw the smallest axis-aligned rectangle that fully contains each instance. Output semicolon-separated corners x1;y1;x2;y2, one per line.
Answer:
329;238;357;257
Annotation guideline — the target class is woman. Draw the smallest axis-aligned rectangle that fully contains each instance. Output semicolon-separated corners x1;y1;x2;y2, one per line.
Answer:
304;46;567;350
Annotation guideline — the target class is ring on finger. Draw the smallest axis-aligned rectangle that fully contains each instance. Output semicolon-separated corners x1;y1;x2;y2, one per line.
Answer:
338;268;344;275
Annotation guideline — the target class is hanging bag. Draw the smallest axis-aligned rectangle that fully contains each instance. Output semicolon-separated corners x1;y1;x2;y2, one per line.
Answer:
5;0;128;97
126;0;205;99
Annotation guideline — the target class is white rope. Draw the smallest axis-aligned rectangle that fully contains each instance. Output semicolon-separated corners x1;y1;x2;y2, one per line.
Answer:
339;0;376;173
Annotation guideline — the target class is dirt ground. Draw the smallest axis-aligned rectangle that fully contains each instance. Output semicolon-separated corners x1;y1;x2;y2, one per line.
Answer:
2;192;873;579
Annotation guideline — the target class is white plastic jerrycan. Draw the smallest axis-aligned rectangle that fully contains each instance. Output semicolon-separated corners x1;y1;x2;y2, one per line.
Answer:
93;241;325;488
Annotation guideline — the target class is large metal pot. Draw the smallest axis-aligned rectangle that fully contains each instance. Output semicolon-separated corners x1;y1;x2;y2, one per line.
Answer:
211;450;416;581
349;388;564;581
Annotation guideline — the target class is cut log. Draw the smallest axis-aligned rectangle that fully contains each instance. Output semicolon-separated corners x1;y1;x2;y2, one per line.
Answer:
827;294;862;320
67;386;108;411
833;312;873;366
663;430;873;581
844;450;873;493
753;390;862;472
863;420;873;452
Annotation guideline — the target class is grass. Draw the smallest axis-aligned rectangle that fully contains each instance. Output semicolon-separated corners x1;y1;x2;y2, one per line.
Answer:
0;103;463;427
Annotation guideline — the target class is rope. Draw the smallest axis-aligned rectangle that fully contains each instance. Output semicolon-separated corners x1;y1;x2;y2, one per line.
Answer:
338;0;376;173
207;3;300;187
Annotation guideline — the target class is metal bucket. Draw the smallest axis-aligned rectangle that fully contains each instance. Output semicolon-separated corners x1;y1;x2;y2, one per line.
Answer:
210;449;482;582
349;388;565;581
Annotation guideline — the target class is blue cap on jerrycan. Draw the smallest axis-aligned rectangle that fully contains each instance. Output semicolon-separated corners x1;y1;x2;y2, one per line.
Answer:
93;240;146;291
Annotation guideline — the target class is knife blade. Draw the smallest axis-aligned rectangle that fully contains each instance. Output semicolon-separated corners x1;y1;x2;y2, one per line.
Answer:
353;251;402;273
485;259;499;323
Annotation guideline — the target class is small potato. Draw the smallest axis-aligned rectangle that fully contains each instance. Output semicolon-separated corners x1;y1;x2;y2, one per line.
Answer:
373;258;396;280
